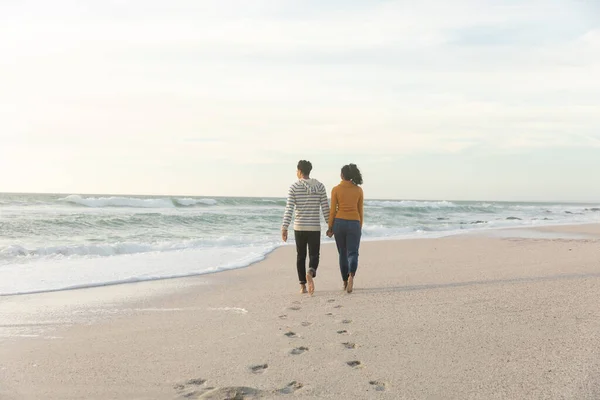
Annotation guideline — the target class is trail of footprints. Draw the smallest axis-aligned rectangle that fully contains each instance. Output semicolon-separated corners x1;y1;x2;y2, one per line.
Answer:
176;298;386;398
278;298;387;393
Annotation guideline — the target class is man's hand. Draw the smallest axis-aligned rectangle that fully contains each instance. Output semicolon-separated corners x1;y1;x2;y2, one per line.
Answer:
326;229;333;238
282;229;288;242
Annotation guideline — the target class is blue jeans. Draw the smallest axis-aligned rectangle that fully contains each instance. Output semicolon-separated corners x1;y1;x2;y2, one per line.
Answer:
333;218;362;281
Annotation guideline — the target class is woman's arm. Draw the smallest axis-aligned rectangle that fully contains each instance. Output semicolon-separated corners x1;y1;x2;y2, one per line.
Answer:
358;189;364;228
328;187;338;229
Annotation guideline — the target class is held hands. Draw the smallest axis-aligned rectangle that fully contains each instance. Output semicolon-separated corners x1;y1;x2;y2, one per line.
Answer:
326;228;333;238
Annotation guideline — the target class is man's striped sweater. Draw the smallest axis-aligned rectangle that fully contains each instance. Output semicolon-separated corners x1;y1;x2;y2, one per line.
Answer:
282;178;330;232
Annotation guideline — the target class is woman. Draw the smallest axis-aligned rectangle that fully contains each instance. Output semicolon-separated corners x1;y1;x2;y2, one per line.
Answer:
327;164;364;293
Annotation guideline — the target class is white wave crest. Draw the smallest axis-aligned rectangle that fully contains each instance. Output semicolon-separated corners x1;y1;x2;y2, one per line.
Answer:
1;243;158;258
0;237;270;260
366;200;457;208
175;198;217;206
61;195;174;208
60;195;217;208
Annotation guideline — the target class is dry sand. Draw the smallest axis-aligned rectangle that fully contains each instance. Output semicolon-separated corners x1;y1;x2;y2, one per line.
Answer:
2;225;600;399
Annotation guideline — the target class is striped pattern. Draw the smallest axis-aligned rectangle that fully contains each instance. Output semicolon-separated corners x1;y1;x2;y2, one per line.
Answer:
282;179;330;231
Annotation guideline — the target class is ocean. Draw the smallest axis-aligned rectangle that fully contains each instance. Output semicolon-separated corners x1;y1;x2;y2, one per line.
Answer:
1;193;599;296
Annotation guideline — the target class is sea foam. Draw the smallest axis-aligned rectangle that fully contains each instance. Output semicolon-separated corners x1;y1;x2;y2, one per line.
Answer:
60;195;217;208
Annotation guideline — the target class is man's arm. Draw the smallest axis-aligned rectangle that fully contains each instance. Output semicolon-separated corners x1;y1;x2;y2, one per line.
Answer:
320;184;330;227
282;185;295;236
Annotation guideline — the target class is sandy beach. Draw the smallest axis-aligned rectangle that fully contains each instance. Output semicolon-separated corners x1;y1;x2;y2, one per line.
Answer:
2;224;600;399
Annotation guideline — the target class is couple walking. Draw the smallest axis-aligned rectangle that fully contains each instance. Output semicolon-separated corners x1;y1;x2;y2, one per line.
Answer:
281;160;364;295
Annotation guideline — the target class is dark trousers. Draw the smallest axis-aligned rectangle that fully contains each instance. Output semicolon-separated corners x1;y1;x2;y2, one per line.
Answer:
333;218;362;281
294;230;321;284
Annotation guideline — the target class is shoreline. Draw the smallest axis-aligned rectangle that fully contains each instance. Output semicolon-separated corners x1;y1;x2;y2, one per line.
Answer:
3;220;600;298
2;223;600;399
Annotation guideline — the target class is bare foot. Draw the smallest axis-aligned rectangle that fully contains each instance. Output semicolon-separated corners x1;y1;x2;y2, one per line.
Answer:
300;284;308;294
306;272;315;295
343;281;348;291
347;276;354;293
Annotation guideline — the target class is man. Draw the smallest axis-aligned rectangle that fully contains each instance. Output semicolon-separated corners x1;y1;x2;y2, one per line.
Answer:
282;160;330;295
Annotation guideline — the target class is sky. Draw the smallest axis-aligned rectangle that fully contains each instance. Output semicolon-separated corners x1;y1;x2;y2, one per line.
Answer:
1;0;599;202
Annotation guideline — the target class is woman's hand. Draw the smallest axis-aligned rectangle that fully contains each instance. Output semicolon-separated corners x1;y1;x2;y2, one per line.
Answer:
326;229;334;238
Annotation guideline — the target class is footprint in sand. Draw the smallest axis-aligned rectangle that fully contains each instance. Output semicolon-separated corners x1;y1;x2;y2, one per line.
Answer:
301;321;312;327
334;305;343;309
174;379;304;399
278;381;304;395
369;380;387;392
288;306;301;311
341;319;352;324
337;330;349;335
174;378;207;391
284;331;297;338
186;379;207;386
327;299;336;303
342;342;356;349
173;378;216;398
279;314;288;320
347;360;362;368
250;364;268;374
290;346;309;355
187;386;262;399
326;312;334;316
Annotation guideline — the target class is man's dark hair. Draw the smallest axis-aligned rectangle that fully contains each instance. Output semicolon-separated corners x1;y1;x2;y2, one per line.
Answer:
297;160;313;177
